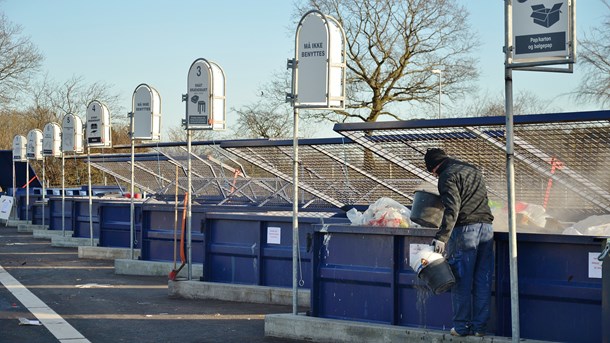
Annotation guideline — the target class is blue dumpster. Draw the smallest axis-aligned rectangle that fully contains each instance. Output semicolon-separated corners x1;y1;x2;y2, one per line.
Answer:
72;197;100;238
98;199;142;248
31;199;49;225
602;239;609;343
311;224;455;329
48;196;74;231
202;211;348;288
16;188;41;221
495;232;603;342
141;202;204;263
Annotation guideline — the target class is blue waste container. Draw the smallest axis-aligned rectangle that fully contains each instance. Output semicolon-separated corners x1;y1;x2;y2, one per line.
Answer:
72;197;100;238
495;232;603;342
602;239;610;343
48;196;74;231
140;202;204;263
202;211;348;288
310;224;455;329
98;199;142;248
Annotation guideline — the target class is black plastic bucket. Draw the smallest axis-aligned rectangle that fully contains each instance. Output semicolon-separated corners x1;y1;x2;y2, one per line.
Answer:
410;190;444;228
418;258;455;294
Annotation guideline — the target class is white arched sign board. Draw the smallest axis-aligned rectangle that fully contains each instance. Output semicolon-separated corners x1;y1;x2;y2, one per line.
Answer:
133;84;161;140
62;114;84;153
12;135;27;162
294;10;346;109
186;58;226;130
86;100;112;148
43;122;62;157
26;129;43;160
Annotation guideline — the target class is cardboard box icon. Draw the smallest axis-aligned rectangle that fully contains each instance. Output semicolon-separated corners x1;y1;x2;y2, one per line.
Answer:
530;3;563;28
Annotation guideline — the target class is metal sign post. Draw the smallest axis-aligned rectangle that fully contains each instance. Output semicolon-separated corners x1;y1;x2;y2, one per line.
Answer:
87;146;93;246
42;122;62;229
27;129;43;224
12;135;27;222
26;160;29;222
61;152;65;235
183;58;226;280
42;157;45;227
11;160;15;223
61;114;84;237
130;84;162;260
86;100;112;246
504;0;576;340
289;9;346;315
130;111;135;259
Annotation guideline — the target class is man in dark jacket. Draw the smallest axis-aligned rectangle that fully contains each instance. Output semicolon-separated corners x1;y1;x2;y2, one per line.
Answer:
424;148;494;337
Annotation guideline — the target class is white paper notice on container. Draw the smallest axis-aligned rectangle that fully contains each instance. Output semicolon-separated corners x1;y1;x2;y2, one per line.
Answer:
589;252;603;278
267;227;281;244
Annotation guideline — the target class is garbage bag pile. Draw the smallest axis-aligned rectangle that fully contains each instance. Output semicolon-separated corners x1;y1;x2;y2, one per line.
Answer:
563;214;610;236
490;200;558;232
346;197;411;228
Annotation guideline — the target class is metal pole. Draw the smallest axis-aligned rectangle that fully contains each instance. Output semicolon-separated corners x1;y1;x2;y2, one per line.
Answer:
292;107;299;315
62;153;65;236
87;146;94;246
187;129;192;280
42;157;45;228
130;112;135;260
26;159;29;222
505;1;520;341
12;160;16;221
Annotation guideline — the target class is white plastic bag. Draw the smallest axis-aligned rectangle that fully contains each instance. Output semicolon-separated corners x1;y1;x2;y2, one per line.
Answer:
366;197;411;228
566;214;610;236
516;202;548;228
346;207;364;225
349;197;411;228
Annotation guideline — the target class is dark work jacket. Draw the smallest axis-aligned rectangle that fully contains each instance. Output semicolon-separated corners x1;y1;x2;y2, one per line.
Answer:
434;158;494;242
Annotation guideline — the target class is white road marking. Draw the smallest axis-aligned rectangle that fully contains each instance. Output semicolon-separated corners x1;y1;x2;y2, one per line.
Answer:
0;264;91;343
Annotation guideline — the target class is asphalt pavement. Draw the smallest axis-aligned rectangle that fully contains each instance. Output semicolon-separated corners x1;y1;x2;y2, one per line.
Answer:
0;225;307;343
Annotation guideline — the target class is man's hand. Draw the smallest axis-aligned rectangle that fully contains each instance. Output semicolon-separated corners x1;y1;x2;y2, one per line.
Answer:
431;239;446;254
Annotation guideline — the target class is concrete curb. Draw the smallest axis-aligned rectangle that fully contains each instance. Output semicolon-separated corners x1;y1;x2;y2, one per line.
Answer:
32;229;74;239
18;224;47;232
114;259;203;278
264;314;548;343
5;219;31;227
51;236;99;247
169;280;310;307
78;246;141;260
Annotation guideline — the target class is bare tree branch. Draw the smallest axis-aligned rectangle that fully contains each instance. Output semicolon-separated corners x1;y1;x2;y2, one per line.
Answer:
0;12;43;107
574;0;610;106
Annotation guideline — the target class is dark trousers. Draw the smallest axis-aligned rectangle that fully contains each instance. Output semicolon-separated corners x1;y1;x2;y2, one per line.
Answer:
446;222;494;334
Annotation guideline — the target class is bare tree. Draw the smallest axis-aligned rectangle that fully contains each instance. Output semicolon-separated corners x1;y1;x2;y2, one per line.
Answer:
28;74;125;124
0;12;43;107
234;72;294;138
234;101;292;139
294;0;479;123
575;0;610;106
233;71;320;139
462;90;555;117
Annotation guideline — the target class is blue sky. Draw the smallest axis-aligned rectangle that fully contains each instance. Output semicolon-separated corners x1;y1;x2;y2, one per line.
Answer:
2;1;608;139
